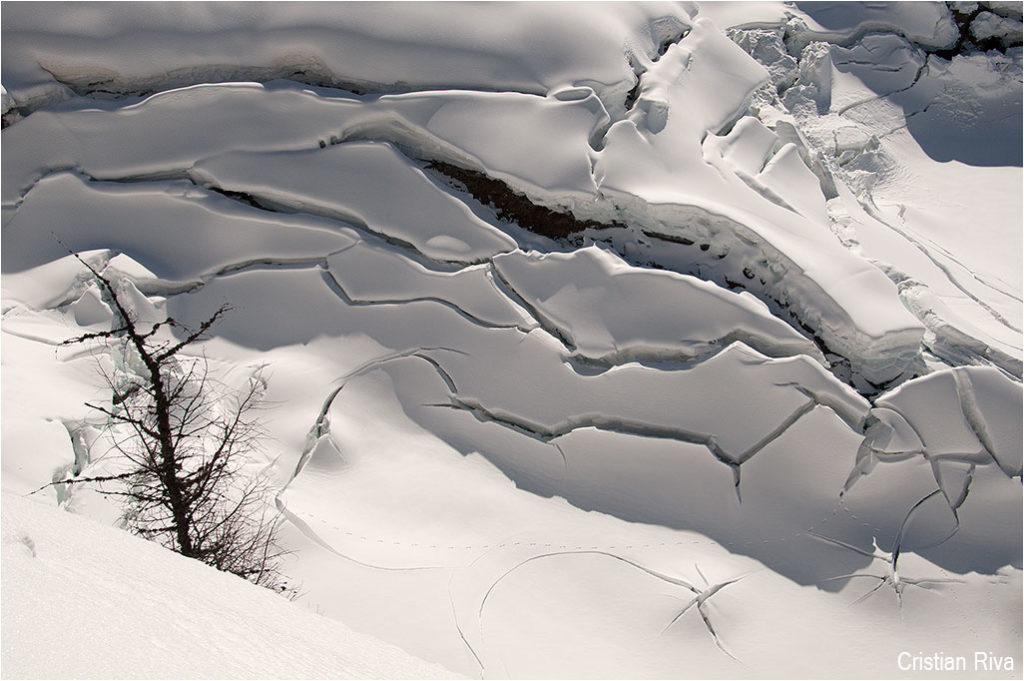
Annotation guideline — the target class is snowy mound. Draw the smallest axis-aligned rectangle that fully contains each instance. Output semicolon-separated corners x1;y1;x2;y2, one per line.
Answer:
3;2;1021;678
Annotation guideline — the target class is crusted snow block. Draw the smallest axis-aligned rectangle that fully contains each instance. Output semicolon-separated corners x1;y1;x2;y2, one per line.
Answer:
970;10;1024;45
757;144;829;224
492;245;822;365
981;1;1024;20
704;116;780;177
874;368;1020;468
69;284;113;327
703;118;829;224
1;83;24;125
782;42;834;116
954;367;1024;478
727;27;798;91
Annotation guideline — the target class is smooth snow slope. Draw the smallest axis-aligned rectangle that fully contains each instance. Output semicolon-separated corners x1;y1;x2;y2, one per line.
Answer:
2;2;1021;679
1;494;457;679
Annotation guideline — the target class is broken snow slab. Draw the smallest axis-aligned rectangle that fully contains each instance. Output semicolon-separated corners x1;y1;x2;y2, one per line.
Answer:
192;141;518;263
918;459;1023;573
702;117;829;225
273;339;1017;678
0;82;364;206
2;171;356;280
825;182;1022;379
325;244;535;331
837;366;1024;573
493;245;822;364
0;3;692;119
2;80;601;230
381;88;605;200
876;367;1023;477
423;331;868;464
813;32;1022;376
829;33;925;105
596;17;925;386
553;427;741;530
834;447;1021;576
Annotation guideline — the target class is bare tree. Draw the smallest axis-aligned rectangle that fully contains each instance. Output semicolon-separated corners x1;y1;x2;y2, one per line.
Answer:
53;251;285;589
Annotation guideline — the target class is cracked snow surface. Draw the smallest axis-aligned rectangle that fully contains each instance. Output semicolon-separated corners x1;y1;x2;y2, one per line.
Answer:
3;2;1021;678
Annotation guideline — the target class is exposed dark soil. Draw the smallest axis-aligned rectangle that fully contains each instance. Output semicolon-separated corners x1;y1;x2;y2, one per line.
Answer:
425;161;622;240
205;186;272;211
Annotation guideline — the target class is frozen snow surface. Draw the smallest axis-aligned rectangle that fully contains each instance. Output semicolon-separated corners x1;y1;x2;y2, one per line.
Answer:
2;2;1021;679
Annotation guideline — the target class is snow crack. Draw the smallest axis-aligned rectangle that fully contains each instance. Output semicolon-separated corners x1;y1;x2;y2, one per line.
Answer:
476;550;741;667
811;499;964;611
429;387;837;503
319;266;531;334
661;564;744;662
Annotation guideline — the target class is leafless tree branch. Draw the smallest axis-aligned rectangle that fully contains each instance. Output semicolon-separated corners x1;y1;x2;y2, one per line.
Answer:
56;247;287;590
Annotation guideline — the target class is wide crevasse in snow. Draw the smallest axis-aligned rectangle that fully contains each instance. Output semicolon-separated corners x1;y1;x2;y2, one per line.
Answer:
2;2;1021;678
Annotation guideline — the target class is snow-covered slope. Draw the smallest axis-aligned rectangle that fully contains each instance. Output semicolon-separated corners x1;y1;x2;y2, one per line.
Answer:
2;2;1021;678
1;494;458;679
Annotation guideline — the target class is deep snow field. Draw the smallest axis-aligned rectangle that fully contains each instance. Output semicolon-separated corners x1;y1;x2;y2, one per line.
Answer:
2;2;1022;678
